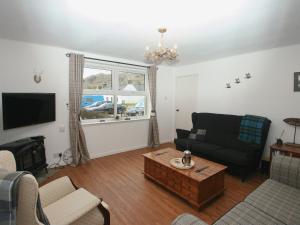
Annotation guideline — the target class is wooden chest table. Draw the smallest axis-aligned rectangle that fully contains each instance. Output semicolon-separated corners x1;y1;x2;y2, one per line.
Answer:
143;148;227;209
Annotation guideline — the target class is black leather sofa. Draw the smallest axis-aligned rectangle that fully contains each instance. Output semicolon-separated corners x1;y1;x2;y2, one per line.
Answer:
174;113;271;180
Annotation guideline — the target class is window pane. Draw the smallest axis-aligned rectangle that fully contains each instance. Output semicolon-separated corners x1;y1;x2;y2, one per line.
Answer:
83;68;112;90
119;72;145;91
81;95;114;120
117;96;146;117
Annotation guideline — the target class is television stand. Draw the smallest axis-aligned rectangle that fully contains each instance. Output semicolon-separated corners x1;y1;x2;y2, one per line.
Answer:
0;136;48;175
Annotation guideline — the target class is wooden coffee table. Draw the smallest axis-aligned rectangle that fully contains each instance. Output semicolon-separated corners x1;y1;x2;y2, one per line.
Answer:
143;148;227;209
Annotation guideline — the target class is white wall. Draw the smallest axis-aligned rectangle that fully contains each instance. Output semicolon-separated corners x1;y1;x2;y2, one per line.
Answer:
174;44;300;159
0;39;174;164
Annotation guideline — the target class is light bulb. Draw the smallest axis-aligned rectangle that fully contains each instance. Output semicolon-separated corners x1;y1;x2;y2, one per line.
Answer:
174;44;178;49
145;46;150;51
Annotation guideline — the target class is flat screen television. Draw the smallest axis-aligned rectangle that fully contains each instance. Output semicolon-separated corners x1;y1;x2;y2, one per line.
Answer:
2;93;56;130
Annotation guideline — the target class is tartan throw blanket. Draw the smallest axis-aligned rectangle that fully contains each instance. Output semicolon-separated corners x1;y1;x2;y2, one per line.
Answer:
238;114;267;145
0;169;50;225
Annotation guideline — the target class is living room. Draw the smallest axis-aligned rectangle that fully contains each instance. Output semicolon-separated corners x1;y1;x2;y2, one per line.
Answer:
0;1;300;225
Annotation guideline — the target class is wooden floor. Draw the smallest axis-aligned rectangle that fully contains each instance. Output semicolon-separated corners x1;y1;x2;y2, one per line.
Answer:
44;143;267;225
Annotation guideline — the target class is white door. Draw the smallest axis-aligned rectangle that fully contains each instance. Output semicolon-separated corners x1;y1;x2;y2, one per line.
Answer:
175;74;199;130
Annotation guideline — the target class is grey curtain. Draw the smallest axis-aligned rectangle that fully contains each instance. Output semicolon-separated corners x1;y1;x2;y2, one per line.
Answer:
69;53;90;165
148;65;160;147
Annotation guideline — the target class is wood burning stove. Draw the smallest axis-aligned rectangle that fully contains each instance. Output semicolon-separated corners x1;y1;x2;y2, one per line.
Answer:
0;136;48;175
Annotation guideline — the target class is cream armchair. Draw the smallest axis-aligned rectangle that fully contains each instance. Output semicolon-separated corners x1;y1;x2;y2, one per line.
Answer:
0;150;110;225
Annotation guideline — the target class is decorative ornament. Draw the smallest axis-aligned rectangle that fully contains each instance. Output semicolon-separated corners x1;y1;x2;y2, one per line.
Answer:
33;69;43;83
226;83;231;88
235;78;241;84
245;73;251;79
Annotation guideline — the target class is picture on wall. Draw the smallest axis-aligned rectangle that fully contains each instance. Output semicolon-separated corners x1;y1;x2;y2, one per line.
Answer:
295;72;300;92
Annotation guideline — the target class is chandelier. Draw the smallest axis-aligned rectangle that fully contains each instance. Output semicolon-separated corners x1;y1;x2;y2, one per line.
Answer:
145;28;178;64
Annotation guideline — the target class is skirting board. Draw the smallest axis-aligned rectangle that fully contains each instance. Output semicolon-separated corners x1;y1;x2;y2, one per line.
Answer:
90;139;173;159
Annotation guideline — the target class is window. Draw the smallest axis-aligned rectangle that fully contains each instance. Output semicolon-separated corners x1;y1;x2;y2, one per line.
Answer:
118;71;145;91
117;96;146;118
83;68;112;91
81;62;149;123
81;95;114;120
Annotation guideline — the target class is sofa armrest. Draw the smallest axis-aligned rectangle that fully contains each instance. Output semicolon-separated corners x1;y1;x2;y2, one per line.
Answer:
172;213;208;225
176;129;191;139
39;176;76;208
270;154;300;189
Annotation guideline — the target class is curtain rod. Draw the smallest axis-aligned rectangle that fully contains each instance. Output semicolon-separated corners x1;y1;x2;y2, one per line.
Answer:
66;53;151;69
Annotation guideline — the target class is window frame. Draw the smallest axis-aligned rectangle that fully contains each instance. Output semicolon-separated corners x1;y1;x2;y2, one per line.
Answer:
81;60;150;124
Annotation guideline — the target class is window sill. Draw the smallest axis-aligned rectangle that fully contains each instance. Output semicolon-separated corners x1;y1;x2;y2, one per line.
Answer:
81;117;150;126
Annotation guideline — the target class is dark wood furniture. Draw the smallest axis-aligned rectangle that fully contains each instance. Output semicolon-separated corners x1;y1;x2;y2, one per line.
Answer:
143;148;227;209
270;143;300;162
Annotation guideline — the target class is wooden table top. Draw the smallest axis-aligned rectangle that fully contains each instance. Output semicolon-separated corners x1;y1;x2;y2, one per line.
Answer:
143;148;227;182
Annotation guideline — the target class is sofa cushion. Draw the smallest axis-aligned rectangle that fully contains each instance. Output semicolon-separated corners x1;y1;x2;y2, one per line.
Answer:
174;138;200;150
44;188;100;225
213;148;254;166
190;142;253;166
214;202;284;225
191;142;223;157
189;129;206;142
245;179;300;225
226;139;259;153
192;113;241;147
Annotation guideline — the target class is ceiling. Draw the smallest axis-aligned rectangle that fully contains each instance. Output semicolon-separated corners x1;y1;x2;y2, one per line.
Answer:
0;0;300;65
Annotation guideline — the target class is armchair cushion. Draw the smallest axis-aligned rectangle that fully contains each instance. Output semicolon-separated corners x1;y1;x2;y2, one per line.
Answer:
171;213;208;225
39;176;76;208
43;188;100;225
71;207;104;225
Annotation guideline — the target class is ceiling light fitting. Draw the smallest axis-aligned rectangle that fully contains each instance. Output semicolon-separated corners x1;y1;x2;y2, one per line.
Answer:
145;28;178;64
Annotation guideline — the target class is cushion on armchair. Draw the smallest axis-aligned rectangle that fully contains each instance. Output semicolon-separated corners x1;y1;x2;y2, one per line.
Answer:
172;213;208;225
43;188;100;225
39;176;76;208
